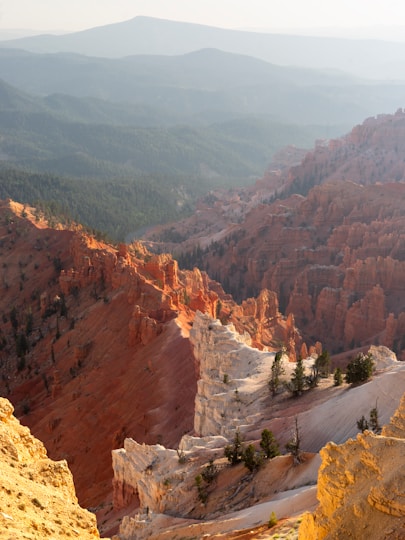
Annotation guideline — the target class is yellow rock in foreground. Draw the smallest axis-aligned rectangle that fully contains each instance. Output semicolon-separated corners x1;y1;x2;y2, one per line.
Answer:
299;394;405;540
0;397;101;539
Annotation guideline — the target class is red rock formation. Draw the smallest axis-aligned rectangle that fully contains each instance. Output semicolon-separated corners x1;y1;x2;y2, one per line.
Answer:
141;113;405;358
0;199;303;528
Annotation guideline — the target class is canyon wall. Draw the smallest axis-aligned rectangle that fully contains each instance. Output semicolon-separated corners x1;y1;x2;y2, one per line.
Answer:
171;180;405;357
0;200;303;524
144;112;405;358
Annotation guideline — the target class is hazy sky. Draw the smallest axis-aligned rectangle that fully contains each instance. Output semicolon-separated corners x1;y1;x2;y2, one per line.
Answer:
0;0;404;33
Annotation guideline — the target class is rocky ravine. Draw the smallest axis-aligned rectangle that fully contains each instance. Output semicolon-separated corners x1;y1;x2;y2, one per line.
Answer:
0;397;101;540
111;312;405;539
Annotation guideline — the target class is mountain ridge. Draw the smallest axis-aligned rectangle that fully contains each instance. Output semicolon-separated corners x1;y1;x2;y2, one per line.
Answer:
2;16;405;79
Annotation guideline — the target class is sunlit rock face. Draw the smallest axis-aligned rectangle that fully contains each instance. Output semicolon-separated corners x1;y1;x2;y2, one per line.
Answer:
190;311;274;439
0;398;100;540
299;394;405;540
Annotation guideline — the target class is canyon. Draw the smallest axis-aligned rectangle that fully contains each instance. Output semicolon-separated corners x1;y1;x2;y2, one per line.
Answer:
144;111;405;359
0;199;305;535
0;110;404;538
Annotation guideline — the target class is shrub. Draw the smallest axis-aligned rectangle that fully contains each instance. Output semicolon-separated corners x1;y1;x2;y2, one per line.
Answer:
345;353;374;384
200;460;218;485
176;448;187;464
268;511;278;528
333;367;343;386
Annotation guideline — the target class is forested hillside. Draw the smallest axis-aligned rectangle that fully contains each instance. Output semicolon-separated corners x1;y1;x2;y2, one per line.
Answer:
1;26;405;242
0;78;326;240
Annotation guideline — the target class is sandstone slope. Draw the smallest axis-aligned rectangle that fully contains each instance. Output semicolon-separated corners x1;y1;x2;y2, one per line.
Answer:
0;397;101;539
299;394;405;540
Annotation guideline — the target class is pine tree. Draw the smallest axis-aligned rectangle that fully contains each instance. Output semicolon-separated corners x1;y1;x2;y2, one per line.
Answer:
241;444;263;472
345;353;374;384
334;367;343;386
224;429;244;465
269;351;285;397
285;417;302;464
369;402;381;433
289;357;306;396
356;415;369;432
315;350;331;378
260;429;280;459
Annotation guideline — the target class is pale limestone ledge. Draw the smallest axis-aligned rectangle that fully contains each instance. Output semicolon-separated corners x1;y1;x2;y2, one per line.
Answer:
190;311;298;438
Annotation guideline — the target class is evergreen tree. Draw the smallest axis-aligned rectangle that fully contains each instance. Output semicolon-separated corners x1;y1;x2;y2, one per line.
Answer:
345;353;374;384
269;351;285;397
285;417;302;464
241;444;263;472
289;357;306;396
369;402;381;433
224;429;244;465
333;367;343;386
260;429;280;459
357;415;369;432
315;350;331;378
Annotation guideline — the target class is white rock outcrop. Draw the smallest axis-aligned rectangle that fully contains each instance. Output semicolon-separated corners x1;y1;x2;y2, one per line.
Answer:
111;312;405;540
191;312;277;438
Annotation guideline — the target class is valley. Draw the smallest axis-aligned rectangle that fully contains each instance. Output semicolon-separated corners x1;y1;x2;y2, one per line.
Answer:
0;14;404;540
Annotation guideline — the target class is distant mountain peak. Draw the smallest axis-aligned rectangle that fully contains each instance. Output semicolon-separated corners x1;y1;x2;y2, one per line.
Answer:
1;16;405;80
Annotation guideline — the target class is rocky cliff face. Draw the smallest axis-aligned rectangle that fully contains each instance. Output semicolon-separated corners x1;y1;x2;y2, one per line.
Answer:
143;112;405;359
0;199;303;533
191;312;292;439
110;311;323;539
299;395;405;540
201;181;405;356
0;397;100;539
